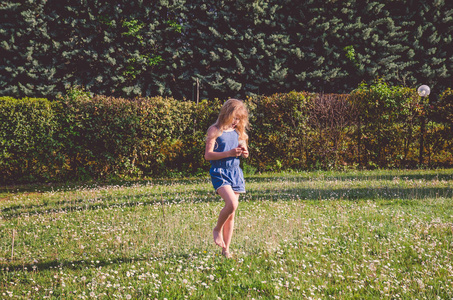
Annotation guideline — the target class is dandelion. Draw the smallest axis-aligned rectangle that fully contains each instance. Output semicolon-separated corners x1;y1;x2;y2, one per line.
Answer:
417;279;425;289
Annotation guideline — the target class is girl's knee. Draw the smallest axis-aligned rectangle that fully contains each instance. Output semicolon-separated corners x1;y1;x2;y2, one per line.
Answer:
225;206;236;215
225;202;238;214
230;200;239;212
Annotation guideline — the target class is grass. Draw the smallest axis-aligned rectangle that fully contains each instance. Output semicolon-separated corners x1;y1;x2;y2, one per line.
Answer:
1;169;452;299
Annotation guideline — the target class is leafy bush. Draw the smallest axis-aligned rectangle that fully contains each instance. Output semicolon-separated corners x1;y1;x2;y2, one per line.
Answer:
349;80;422;168
176;98;224;176
0;97;61;183
307;93;357;169
250;92;357;171
425;89;453;166
249;91;314;171
1;83;452;184
57;91;195;179
432;88;453;125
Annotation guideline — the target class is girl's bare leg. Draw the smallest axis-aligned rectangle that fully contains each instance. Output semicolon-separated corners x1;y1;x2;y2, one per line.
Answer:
222;213;235;257
222;191;239;256
213;186;238;250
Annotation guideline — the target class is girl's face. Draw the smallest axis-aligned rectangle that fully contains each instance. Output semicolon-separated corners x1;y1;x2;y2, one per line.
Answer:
231;116;240;129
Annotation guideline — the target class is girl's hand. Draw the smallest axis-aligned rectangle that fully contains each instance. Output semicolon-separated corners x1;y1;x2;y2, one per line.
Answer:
240;146;249;158
229;147;243;157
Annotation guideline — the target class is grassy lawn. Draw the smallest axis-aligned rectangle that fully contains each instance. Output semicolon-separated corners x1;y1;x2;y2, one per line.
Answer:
1;169;452;299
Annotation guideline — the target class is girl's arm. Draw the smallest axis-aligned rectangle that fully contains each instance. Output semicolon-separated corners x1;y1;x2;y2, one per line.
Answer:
204;127;243;161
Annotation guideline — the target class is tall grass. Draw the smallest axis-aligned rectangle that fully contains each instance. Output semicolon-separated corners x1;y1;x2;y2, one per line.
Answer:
1;169;452;299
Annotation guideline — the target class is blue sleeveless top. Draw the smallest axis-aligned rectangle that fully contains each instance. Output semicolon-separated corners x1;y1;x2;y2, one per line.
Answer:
210;130;240;169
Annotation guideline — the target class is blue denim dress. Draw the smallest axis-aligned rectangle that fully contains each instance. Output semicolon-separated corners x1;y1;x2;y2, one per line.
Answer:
209;130;245;193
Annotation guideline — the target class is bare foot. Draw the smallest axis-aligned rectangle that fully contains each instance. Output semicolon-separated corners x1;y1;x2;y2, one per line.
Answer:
222;249;233;258
213;229;225;248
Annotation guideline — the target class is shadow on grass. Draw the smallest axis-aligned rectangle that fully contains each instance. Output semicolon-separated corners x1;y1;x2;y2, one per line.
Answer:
2;183;452;220
0;177;210;197
246;170;453;183
0;188;218;220
3;251;196;273
2;169;452;196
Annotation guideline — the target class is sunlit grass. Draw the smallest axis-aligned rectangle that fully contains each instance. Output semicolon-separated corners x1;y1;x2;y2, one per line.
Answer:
1;169;452;299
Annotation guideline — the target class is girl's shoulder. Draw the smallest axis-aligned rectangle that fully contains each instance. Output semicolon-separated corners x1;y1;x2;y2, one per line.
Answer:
207;125;221;140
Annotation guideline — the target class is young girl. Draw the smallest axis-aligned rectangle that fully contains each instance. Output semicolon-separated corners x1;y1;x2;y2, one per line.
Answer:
204;99;249;258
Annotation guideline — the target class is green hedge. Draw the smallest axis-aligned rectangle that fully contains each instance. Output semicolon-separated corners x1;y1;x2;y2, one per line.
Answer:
349;80;423;168
1;83;452;184
0;97;62;182
249;91;314;171
426;89;453;166
55;90;199;180
0;90;224;183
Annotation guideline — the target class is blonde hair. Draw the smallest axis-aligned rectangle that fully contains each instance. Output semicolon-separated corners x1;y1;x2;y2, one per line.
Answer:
208;98;249;142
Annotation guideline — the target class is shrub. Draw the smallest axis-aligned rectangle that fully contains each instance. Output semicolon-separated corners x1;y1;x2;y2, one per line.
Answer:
349;80;421;168
307;93;357;169
56;91;195;179
0;97;61;183
2;83;452;184
176;98;224;176
249;92;357;171
425;89;453;166
249;91;314;171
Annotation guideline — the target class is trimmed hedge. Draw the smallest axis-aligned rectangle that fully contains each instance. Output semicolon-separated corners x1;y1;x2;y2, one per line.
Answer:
1;83;452;184
0;90;223;183
349;80;423;168
249;91;314;170
426;89;453;166
0;97;62;182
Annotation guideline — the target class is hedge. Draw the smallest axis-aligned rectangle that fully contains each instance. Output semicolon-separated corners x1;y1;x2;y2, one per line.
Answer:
0;97;62;182
1;83;452;184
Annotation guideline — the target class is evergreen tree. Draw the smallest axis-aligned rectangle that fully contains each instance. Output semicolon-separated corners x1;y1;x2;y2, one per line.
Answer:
0;0;56;97
1;0;452;98
43;0;176;97
401;0;453;98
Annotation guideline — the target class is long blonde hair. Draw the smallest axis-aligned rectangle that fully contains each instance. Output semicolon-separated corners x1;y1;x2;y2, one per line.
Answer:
208;98;249;142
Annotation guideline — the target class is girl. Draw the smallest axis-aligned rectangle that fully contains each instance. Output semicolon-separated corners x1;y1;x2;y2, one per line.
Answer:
204;99;249;258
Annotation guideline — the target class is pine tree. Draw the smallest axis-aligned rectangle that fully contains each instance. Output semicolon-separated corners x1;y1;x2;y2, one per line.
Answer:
43;0;171;97
402;0;453;98
1;0;452;99
0;0;56;97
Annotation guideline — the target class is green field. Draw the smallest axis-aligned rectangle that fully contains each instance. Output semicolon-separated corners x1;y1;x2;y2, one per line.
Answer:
1;169;453;299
